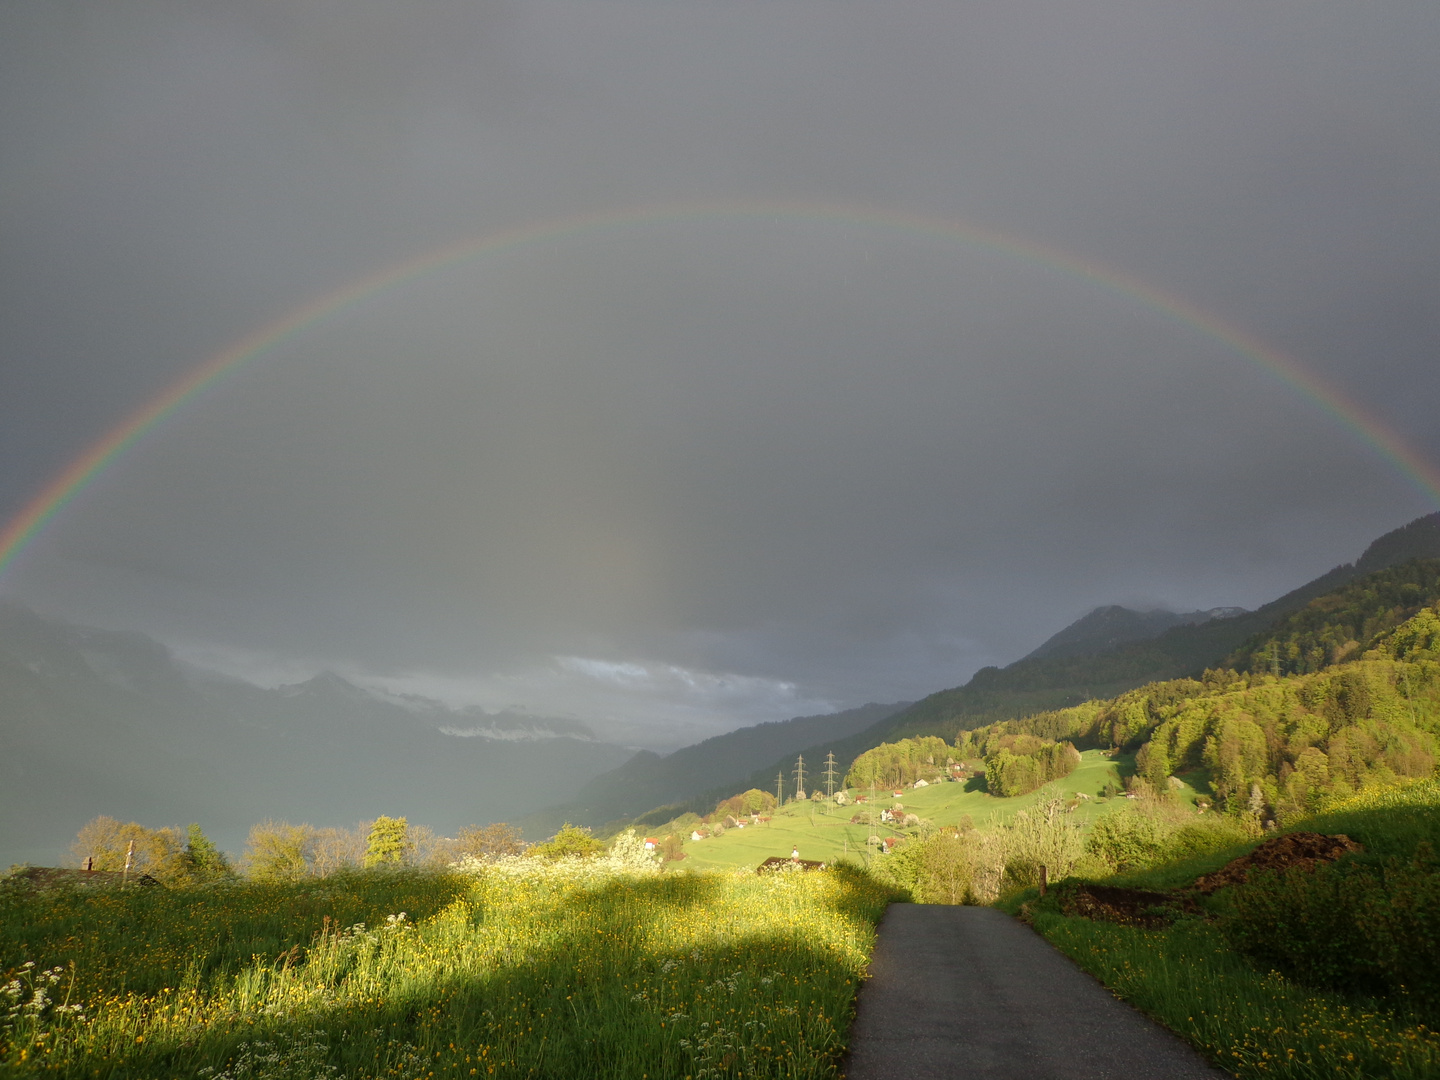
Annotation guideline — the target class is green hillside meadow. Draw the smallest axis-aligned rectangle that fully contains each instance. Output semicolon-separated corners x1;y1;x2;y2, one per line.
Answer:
676;749;1174;870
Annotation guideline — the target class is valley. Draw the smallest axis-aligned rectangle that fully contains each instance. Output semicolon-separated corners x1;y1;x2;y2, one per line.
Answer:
5;513;1440;1079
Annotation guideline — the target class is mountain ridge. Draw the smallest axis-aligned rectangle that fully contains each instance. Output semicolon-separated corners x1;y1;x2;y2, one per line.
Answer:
0;605;632;866
1022;604;1249;662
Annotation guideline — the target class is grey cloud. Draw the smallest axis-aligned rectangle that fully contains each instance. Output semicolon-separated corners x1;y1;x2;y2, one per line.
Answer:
2;2;1438;741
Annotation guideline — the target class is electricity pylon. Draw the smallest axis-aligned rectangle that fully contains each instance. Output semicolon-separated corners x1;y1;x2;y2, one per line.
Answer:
823;751;839;801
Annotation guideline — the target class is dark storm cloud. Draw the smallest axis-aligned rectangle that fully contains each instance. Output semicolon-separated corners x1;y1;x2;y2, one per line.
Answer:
3;1;1438;743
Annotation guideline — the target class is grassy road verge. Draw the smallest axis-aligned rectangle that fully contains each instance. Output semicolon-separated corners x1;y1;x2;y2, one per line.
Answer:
1012;781;1440;1079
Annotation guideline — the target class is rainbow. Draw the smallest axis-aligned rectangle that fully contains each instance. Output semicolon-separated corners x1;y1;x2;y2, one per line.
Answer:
2;199;1437;581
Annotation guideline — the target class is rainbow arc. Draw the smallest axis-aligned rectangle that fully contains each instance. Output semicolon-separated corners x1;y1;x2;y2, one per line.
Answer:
2;199;1436;580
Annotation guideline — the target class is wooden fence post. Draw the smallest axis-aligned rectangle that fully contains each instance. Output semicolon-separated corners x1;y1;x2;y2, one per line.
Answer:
1039;863;1047;897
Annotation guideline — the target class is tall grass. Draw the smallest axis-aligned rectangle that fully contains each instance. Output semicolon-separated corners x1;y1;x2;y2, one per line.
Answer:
0;862;898;1079
1018;780;1440;1079
1032;913;1440;1079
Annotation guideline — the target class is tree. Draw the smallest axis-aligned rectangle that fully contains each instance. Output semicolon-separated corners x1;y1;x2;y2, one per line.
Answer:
71;816;186;882
658;834;686;863
245;820;313;881
606;828;659;869
310;824;368;876
183;823;232;881
527;823;605;861
457;823;528;860
713;790;777;819
915;832;977;905
364;816;411;867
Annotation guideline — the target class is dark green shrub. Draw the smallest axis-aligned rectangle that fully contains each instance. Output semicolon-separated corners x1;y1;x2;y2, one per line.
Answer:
1222;843;1440;1019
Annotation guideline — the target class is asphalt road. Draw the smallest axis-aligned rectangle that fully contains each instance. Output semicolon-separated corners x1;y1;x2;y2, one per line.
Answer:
842;904;1227;1079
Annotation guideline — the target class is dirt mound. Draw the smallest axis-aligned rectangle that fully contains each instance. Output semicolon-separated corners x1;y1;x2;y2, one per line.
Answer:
1057;884;1195;927
1191;831;1363;894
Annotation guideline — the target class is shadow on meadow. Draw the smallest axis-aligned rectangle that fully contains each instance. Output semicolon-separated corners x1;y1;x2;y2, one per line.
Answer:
15;866;890;1079
0;869;471;999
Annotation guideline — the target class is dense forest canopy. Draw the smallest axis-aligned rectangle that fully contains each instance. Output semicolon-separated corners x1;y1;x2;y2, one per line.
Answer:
844;736;953;790
975;606;1440;823
1224;558;1440;676
826;602;1440;827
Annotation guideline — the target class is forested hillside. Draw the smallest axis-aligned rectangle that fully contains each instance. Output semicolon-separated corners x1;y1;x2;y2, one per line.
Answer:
964;604;1440;823
707;514;1440;818
1223;558;1440;676
1021;604;1245;662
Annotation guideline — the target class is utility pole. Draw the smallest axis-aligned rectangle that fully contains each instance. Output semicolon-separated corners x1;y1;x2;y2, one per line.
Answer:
776;770;785;808
869;761;878;830
793;754;807;801
1271;642;1281;679
823;751;839;802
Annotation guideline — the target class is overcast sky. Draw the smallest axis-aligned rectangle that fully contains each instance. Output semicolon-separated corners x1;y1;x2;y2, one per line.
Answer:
3;1;1438;748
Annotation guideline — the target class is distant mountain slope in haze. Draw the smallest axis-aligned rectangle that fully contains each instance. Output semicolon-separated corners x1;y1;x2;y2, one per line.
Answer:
518;701;909;837
1354;512;1440;573
0;604;631;867
1023;605;1247;662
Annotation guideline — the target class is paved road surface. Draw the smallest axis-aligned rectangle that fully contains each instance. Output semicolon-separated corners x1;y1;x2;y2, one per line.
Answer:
842;904;1226;1079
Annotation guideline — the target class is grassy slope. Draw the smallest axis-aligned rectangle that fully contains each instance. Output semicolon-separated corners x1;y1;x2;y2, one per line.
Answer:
0;864;900;1079
1008;781;1440;1079
676;750;1202;870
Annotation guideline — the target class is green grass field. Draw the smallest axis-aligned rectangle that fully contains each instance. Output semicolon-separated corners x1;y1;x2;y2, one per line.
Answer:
678;749;1171;870
0;860;900;1079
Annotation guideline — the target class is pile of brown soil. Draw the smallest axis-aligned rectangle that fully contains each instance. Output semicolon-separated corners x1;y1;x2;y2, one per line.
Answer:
1191;831;1363;894
1057;884;1195;927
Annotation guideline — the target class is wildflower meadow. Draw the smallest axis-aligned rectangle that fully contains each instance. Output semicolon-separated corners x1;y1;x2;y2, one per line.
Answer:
0;855;898;1079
